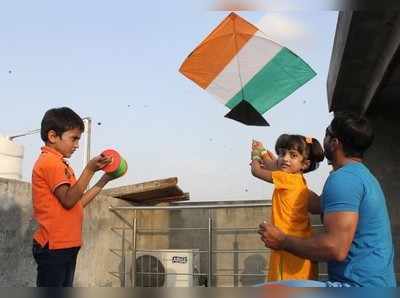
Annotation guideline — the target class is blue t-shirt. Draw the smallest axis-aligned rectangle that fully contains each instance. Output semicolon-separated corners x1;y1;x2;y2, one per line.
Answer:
321;162;396;287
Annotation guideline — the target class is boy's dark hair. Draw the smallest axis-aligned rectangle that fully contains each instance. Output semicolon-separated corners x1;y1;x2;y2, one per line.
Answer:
40;107;84;142
275;134;325;173
329;112;374;158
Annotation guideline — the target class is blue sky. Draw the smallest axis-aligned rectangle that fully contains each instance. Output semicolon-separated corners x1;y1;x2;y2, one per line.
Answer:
0;1;338;201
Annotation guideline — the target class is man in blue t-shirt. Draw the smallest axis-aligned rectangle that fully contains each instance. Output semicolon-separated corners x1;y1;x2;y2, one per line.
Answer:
258;112;396;287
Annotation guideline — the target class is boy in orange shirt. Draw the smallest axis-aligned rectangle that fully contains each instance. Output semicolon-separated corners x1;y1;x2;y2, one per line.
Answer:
251;135;324;281
32;107;118;287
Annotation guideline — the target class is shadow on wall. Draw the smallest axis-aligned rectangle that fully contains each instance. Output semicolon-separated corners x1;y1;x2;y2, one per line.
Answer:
0;188;36;286
240;254;267;286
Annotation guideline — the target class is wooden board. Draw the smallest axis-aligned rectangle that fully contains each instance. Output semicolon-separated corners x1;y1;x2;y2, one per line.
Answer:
102;177;189;204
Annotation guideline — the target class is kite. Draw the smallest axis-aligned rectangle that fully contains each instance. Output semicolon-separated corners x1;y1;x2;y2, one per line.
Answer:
179;12;316;126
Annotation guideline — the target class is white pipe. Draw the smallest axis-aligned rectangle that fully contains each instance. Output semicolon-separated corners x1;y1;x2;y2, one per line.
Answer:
6;115;92;180
9;129;41;140
9;116;91;169
82;117;92;169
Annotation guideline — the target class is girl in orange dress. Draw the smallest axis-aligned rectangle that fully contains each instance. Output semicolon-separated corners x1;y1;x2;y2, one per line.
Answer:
251;134;324;281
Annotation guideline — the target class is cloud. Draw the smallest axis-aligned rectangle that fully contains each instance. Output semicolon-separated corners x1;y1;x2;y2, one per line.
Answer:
209;0;264;11
257;13;311;44
208;0;326;11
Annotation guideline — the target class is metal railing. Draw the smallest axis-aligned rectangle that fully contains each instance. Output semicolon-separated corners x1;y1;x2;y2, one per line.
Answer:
108;202;325;287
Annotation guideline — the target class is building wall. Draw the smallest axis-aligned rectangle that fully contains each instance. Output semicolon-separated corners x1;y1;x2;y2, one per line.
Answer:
166;201;325;287
74;194;134;287
77;199;170;287
0;177;155;287
0;178;35;286
0;178;326;287
0;178;274;287
168;201;271;287
365;113;400;281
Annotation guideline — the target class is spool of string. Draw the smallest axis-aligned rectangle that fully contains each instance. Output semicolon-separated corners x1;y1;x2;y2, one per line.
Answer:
101;149;128;178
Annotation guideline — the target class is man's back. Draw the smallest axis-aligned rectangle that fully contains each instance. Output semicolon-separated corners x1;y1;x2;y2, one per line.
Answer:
322;162;396;287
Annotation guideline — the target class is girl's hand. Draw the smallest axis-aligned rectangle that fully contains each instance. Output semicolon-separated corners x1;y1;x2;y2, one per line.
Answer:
252;139;265;151
250;159;262;170
251;151;262;162
261;150;277;162
252;140;271;162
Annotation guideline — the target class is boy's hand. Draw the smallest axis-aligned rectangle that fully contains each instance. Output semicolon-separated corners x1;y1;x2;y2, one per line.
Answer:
86;154;112;173
92;173;119;189
102;172;118;182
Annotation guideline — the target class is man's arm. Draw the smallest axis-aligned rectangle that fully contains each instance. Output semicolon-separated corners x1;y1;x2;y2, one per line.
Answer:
308;190;322;215
259;211;358;262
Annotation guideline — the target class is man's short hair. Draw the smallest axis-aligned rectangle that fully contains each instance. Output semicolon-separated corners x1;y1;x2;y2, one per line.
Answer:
330;112;374;158
40;107;84;142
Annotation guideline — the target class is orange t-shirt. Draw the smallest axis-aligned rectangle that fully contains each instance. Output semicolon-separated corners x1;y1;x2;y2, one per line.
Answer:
32;146;83;249
267;171;317;281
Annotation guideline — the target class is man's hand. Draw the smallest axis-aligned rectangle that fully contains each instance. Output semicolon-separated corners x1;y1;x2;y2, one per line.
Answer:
257;212;358;262
258;221;287;250
86;154;112;173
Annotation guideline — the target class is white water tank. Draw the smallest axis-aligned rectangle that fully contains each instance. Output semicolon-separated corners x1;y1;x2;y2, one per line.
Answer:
0;135;24;180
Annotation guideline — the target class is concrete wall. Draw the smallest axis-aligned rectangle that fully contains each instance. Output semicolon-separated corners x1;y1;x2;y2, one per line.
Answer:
0;177;167;287
0;178;325;287
168;201;271;287
0;178;36;286
211;203;270;287
365;113;400;281
167;202;324;287
77;199;170;287
116;207;171;287
75;194;132;287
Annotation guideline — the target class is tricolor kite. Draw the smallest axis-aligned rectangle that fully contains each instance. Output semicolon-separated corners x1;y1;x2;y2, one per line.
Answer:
179;12;316;126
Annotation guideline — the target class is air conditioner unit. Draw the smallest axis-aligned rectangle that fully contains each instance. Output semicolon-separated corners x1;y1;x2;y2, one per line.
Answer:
134;249;201;287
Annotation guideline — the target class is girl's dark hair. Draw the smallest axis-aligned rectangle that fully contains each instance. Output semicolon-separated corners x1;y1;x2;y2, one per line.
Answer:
40;107;84;142
275;134;324;173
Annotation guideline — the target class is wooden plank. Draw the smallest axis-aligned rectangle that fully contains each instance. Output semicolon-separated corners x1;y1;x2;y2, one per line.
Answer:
133;193;190;205
102;177;190;204
118;188;182;201
102;177;178;198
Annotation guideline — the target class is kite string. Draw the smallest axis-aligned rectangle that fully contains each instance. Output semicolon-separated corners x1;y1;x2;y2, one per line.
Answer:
233;17;245;102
